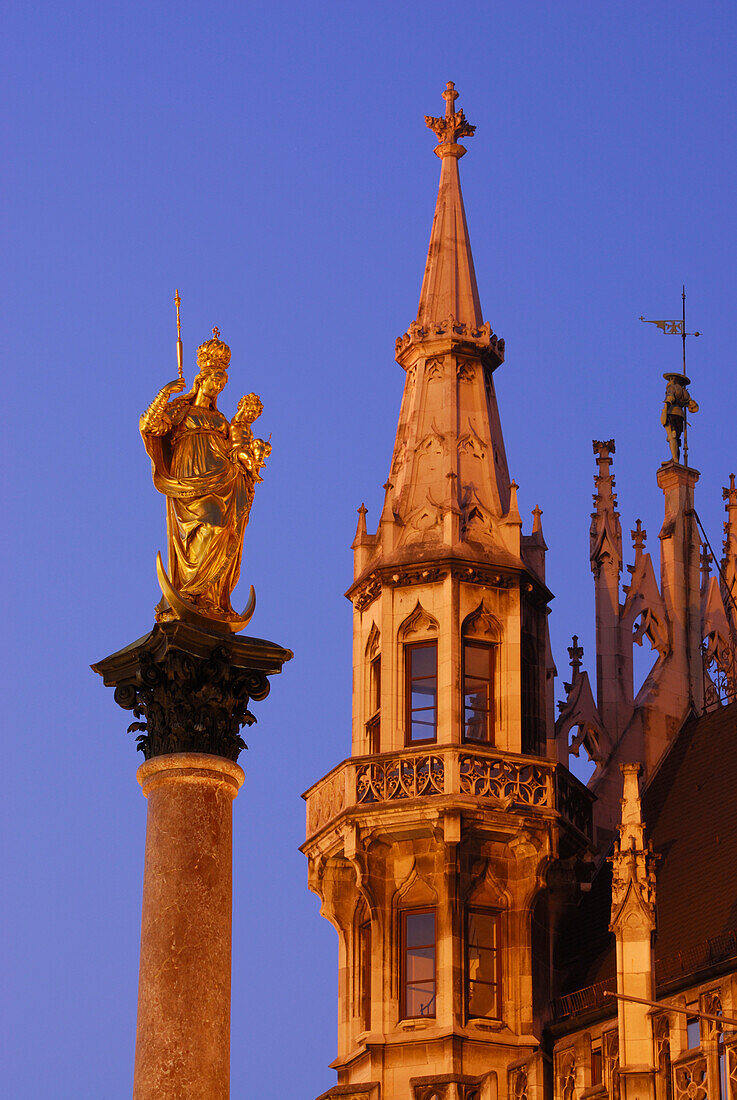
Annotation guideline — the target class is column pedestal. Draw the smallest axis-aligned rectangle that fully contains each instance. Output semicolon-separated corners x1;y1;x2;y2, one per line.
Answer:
133;753;244;1100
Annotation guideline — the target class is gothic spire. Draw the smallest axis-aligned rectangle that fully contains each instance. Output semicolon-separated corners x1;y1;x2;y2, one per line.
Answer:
417;82;483;329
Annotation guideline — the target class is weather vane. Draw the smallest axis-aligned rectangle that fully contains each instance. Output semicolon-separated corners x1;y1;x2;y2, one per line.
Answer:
640;287;701;466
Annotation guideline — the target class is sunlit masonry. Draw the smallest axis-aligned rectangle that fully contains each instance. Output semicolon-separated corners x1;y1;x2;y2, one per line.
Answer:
95;83;737;1100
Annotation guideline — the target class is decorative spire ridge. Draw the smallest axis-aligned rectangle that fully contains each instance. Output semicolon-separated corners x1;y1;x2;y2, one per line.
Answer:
590;440;623;576
415;82;484;331
700;542;713;592
609;764;657;929
722;473;737;615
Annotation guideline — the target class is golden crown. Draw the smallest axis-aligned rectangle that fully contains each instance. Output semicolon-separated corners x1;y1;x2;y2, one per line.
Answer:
196;327;231;371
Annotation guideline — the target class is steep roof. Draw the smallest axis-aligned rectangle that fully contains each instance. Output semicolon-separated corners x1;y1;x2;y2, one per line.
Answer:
555;701;737;1010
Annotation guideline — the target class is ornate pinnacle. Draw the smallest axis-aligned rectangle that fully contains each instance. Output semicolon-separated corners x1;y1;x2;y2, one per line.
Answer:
631;519;647;557
700;543;713;582
425;81;476;159
568;635;584;678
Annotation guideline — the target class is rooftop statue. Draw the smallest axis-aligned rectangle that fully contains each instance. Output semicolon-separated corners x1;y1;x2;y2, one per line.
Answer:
661;371;698;465
140;324;270;632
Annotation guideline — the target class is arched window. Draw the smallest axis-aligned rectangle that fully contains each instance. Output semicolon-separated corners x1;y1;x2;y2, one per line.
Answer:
463;640;494;743
461;602;500;745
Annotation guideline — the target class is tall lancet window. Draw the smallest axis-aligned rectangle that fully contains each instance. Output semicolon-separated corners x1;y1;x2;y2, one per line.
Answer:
405;643;438;744
463;641;494;743
401;910;436;1019
367;655;381;754
466;908;501;1019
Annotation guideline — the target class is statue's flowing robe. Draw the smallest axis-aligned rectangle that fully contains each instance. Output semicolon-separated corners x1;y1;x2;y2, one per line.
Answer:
142;404;254;616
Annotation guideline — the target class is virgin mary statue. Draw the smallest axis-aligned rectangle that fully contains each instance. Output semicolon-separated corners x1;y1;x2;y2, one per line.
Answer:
140;328;270;630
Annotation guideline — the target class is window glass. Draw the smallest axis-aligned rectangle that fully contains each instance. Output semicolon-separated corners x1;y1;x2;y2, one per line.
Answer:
687;1016;700;1049
466;909;500;1019
463;641;494;743
402;910;436;1018
369;656;381;715
406;644;437;743
591;1047;602;1086
359;921;371;1030
366;656;381;752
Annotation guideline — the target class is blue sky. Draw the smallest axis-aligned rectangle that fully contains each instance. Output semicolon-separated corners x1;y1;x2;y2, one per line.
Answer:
3;1;736;1096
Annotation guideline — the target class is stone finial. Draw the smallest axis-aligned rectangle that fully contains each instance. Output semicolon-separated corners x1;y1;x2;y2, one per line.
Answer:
532;505;543;533
631;519;647;559
507;480;522;525
425;81;476;158
700;543;713;585
568;634;584;678
354;503;368;540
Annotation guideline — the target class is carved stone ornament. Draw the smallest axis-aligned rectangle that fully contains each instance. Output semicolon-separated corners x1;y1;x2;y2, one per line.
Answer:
92;620;292;761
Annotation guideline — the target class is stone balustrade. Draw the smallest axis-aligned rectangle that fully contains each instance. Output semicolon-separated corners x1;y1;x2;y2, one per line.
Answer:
304;746;593;841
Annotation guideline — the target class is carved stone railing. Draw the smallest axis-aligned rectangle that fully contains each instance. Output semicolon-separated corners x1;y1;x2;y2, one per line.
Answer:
726;1039;737;1100
460;755;549;805
673;1053;708;1100
304;746;593;840
556;766;595;839
357;755;444;803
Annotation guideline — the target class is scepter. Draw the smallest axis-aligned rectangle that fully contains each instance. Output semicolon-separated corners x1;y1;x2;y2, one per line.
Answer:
174;288;184;382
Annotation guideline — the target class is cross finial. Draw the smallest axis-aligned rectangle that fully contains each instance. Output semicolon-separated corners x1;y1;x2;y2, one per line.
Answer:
212;326;221;340
568;634;584;677
631;518;647;557
425;81;476;159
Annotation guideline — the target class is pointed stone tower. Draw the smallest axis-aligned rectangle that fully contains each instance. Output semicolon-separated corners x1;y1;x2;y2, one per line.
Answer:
609;764;657;1100
303;84;594;1100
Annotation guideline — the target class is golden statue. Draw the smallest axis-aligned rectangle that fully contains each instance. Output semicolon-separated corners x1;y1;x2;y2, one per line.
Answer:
140;321;270;633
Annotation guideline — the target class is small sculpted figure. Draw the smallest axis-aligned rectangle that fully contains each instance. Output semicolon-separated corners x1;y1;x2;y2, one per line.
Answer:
661;372;698;465
139;328;269;629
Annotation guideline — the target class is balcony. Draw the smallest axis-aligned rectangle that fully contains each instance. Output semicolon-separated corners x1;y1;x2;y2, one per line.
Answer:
304;745;593;841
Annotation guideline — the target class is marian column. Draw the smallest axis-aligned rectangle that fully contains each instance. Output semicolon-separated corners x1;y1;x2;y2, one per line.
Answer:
93;322;291;1099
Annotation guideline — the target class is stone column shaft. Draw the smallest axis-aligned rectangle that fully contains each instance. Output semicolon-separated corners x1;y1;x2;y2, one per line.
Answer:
133;753;244;1100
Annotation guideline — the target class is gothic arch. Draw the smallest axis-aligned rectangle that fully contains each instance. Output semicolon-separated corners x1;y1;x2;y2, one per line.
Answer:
400;601;439;640
465;858;510;910
393;861;438;909
365;622;380;659
462;600;502;642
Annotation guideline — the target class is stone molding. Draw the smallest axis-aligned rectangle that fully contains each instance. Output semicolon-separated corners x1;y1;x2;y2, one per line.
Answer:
348;560;538;613
303;745;594;841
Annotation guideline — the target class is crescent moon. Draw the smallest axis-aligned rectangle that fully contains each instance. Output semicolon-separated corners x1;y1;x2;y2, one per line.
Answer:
156;552;256;634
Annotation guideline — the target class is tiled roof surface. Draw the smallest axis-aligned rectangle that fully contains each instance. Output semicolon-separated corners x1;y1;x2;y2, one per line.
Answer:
556;702;737;998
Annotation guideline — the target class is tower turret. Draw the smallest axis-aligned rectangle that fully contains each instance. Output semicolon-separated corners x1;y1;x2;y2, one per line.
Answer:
302;85;594;1100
